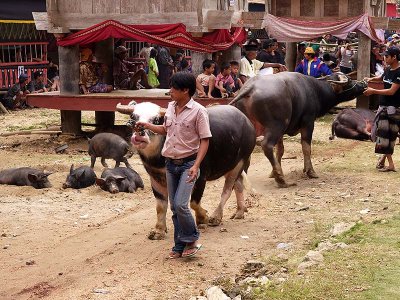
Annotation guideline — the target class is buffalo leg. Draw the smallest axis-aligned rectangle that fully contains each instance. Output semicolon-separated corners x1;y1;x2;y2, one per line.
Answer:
147;177;169;240
262;131;289;187
269;137;285;178
90;156;96;168
190;176;209;225
230;173;246;219
101;158;109;168
209;161;244;226
300;127;318;178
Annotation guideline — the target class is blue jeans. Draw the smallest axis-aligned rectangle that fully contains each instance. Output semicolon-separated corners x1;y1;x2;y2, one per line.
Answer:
166;159;199;253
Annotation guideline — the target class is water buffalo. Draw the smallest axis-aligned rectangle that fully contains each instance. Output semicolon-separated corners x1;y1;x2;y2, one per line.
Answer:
230;72;367;187
116;102;256;240
330;108;375;141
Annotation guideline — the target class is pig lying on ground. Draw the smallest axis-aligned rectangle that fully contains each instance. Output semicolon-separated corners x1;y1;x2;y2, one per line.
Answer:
0;167;52;189
96;167;144;194
88;132;133;169
63;165;96;189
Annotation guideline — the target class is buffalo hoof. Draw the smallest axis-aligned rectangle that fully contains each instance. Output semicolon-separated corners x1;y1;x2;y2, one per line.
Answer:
306;170;318;178
268;170;274;178
277;181;297;188
208;216;222;227
196;214;209;226
230;210;245;219
147;229;166;240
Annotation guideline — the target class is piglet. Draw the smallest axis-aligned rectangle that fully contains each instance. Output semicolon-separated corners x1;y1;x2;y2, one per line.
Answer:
63;165;97;189
88;132;133;169
96;167;144;194
0;167;52;189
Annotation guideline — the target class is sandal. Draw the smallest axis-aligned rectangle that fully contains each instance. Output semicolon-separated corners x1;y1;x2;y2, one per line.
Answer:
182;244;202;258
378;167;396;172
168;251;182;259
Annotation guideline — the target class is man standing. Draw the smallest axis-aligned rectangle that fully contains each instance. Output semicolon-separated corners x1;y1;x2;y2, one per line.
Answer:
364;46;400;172
156;45;174;88
136;72;211;259
113;45;152;90
295;47;332;78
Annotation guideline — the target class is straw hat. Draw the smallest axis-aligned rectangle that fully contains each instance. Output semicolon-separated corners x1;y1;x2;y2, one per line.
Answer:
304;47;315;54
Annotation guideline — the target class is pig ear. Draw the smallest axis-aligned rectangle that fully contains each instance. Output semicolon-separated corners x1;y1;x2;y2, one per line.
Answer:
28;173;38;182
74;169;85;179
70;164;74;173
42;172;53;178
115;176;126;183
96;178;105;186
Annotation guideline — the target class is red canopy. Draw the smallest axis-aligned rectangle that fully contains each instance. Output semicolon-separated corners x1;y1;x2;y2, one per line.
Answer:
57;20;246;53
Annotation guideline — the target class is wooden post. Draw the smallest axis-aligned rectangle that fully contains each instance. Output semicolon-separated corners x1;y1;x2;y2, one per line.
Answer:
94;38;115;129
285;42;297;71
220;45;242;64
191;51;212;78
59;45;82;134
356;32;371;109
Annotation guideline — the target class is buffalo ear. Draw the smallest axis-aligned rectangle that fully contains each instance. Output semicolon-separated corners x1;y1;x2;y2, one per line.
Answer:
28;173;38;182
96;178;105;187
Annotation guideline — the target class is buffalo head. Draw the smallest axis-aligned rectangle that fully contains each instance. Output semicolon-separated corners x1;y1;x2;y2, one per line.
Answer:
116;102;165;150
323;72;367;96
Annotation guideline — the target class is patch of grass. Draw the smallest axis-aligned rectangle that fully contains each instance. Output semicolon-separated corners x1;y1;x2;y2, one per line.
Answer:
248;215;400;300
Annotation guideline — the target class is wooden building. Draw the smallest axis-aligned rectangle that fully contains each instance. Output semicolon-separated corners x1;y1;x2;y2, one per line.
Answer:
30;0;248;134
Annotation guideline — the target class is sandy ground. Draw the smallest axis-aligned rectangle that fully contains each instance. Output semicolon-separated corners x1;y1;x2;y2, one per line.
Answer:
1;108;400;300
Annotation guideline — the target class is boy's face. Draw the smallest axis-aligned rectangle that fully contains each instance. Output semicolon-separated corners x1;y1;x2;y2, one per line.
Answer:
222;66;231;76
231;65;239;75
206;64;215;74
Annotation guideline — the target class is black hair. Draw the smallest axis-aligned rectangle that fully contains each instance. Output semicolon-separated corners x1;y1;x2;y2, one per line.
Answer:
33;71;43;79
230;60;239;67
175;52;183;60
180;59;189;69
202;59;215;70
322;53;331;61
298;43;306;51
170;72;196;97
150;48;158;58
262;39;273;49
271;38;277;43
220;62;230;71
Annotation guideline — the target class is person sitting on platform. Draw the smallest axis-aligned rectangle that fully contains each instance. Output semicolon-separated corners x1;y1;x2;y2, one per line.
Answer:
113;45;152;90
1;74;30;110
215;62;235;98
196;59;216;98
47;57;60;91
79;48;113;94
27;70;48;94
230;61;243;94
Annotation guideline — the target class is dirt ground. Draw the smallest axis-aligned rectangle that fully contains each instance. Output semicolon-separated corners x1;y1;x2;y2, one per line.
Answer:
1;107;399;300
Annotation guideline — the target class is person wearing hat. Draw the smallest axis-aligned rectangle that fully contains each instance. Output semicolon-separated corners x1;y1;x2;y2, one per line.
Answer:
79;48;113;94
295;46;332;78
27;70;48;94
1;73;30;110
364;46;400;172
239;43;286;83
113;45;152;90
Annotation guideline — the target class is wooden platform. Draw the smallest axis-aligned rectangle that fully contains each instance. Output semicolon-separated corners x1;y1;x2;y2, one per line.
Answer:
26;89;231;111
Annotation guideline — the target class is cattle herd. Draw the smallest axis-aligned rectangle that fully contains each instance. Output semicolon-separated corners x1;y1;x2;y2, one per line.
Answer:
0;72;374;240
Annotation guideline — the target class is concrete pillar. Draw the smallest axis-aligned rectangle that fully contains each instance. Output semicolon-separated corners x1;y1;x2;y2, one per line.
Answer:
59;45;81;134
356;33;371;109
285;42;297;72
191;51;212;77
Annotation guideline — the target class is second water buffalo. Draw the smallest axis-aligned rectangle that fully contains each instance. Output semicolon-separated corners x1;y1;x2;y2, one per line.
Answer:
63;165;97;189
0;167;52;189
88;132;133;169
96;167;144;193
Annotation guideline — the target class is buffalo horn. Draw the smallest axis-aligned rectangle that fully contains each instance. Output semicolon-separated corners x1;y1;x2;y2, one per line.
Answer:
115;103;134;115
159;108;166;116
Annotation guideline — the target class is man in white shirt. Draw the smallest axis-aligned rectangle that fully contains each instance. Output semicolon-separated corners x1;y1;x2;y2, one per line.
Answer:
239;44;286;83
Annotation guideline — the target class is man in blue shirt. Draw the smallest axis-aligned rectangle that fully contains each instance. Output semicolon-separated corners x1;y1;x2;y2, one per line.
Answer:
295;47;332;78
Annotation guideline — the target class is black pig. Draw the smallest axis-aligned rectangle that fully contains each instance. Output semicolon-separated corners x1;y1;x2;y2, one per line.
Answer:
63;165;97;189
96;167;144;194
0;167;52;189
88;133;133;169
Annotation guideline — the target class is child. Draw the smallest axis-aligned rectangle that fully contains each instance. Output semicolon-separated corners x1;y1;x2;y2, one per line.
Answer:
230;61;243;95
196;59;216;98
148;48;160;88
215;62;235;98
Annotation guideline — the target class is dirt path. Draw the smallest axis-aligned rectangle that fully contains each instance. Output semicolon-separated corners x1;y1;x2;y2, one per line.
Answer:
1;109;399;299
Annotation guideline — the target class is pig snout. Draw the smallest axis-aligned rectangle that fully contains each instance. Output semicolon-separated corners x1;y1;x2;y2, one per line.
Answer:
131;132;150;149
108;182;119;194
62;182;70;189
